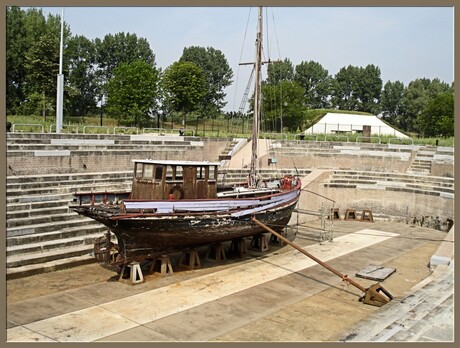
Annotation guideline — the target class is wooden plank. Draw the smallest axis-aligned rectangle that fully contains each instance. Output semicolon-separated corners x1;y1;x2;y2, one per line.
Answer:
355;264;396;281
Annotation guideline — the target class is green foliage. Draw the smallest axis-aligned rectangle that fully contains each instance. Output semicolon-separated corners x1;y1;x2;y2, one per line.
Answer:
5;6;453;140
94;32;156;82
294;60;331;108
106;60;160;127
331;64;382;114
400;78;451;133
267;58;294;84
66;35;98;115
381;80;405;124
417;91;454;137
161;61;207;115
180;46;233;116
261;80;306;132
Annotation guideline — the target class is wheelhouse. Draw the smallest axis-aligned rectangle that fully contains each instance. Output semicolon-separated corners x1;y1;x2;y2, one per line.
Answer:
131;159;221;200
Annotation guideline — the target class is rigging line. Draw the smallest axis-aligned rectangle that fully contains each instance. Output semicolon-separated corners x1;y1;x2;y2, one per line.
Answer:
269;8;285;132
232;7;253;113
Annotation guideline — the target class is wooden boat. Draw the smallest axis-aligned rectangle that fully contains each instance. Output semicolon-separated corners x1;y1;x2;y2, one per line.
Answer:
71;7;302;265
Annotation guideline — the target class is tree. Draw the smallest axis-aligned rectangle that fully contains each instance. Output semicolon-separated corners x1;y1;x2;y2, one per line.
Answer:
357;64;382;114
106;60;160;127
417;91;454;137
94;32;156;92
161;61;207;124
331;65;361;111
180;46;233;117
399;78;450;133
267;58;294;84
66;35;98;116
330;64;382;114
294;60;331;108
261;80;305;132
22;11;70;117
6;7;28;114
381;80;405;125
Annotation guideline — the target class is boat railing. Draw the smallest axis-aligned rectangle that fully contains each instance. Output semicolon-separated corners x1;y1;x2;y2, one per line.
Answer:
73;191;131;206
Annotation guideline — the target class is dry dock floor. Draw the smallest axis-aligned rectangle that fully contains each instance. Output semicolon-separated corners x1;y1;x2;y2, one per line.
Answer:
6;220;453;342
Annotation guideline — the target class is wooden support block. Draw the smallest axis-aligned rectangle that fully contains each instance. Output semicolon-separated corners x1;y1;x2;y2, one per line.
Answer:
150;255;174;276
205;243;226;262
269;231;286;246
180;249;201;270
119;262;144;285
361;209;374;222
228;238;247;258
344;209;357;220
331;208;340;220
250;234;269;252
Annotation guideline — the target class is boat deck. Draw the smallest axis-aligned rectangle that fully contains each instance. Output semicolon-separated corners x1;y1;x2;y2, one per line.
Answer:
6;220;453;342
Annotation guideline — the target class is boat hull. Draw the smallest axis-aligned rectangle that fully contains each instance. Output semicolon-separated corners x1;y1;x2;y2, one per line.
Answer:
73;193;299;263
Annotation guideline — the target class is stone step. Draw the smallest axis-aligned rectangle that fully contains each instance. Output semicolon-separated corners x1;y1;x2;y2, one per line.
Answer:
6;199;65;212
6;217;102;238
6;254;96;280
7;212;85;229
6;244;96;270
344;263;453;342
6;205;70;220
6;171;131;184
6;182;131;197
7;143;198;151
6;176;132;191
7;221;106;247
7;232;101;257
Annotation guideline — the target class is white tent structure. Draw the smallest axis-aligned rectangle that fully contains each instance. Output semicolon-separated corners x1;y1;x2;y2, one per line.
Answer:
304;113;409;138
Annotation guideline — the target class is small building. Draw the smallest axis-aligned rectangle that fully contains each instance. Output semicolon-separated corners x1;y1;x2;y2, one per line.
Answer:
304;113;409;138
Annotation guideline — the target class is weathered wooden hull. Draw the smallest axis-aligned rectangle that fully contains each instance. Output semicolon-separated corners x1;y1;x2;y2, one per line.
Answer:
72;187;300;264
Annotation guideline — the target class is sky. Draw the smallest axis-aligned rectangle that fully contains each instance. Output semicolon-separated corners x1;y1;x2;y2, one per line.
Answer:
37;6;454;112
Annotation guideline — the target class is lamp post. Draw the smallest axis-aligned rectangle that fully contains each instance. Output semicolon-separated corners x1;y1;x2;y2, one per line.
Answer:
55;7;65;133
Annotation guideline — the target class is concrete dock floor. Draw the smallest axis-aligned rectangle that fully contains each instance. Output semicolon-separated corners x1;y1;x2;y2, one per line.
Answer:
6;220;454;342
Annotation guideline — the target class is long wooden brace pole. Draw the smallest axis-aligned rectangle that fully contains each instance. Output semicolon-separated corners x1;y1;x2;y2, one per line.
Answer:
251;217;367;293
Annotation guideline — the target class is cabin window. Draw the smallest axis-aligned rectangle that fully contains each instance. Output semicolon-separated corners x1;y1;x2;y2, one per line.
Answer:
175;166;183;181
134;163;143;178
209;166;216;180
165;165;174;180
197;166;205;180
154;165;164;181
143;164;154;179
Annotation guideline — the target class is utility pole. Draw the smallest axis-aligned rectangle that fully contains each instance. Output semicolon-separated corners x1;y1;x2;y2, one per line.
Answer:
55;7;64;133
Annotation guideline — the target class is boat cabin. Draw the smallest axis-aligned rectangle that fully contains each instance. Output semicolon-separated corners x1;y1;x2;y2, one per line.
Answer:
131;159;221;200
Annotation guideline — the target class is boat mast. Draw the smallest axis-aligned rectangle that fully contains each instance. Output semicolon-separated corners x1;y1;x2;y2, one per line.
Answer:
249;6;263;188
